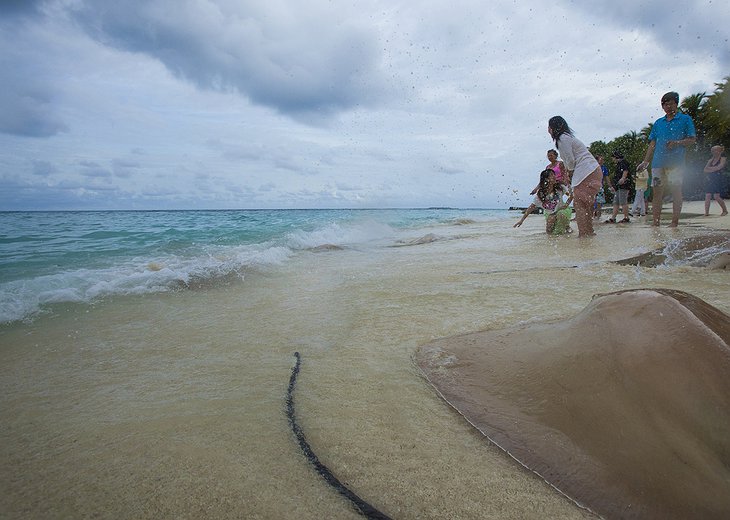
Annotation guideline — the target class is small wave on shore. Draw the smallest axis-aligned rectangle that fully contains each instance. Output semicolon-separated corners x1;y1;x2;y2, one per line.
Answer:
392;232;478;247
393;233;441;246
0;211;403;324
614;232;730;269
0;244;294;324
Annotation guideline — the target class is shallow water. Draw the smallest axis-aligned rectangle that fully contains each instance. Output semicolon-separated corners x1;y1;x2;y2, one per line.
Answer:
1;212;729;519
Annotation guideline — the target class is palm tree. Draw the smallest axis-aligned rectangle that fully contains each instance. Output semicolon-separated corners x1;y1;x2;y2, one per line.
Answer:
599;77;730;200
701;78;730;149
611;131;644;167
639;124;652;140
680;92;706;118
680;92;707;152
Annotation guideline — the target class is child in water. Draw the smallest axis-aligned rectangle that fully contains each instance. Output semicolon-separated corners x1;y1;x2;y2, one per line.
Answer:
514;168;574;234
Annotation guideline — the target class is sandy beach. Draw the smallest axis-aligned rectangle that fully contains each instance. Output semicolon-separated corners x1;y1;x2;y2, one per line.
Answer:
621;199;730;232
1;201;728;519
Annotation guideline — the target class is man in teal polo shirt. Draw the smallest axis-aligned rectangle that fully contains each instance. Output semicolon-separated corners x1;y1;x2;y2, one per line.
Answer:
638;91;697;227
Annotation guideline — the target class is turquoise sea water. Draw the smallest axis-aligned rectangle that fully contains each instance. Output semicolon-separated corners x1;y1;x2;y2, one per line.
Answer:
0;209;510;324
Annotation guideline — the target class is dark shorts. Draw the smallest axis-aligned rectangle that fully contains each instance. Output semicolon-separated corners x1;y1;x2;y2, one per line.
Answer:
705;172;724;194
613;189;629;205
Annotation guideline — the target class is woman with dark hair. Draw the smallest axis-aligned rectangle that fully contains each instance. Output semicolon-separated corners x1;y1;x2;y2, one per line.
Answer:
530;149;568;195
547;116;602;237
514;168;573;234
546;149;568;185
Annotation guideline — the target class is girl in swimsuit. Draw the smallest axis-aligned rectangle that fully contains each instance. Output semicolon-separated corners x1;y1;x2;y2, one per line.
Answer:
515;168;573;235
531;149;570;195
546;149;568;185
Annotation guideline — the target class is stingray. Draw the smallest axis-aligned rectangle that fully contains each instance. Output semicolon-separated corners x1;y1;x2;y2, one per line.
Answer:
416;289;730;519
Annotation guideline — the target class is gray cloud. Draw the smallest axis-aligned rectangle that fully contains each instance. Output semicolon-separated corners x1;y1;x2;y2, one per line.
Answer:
32;160;56;176
68;0;389;119
79;161;113;178
568;0;730;67
0;0;44;17
0;16;69;138
0;41;68;138
0;86;68;137
112;159;140;178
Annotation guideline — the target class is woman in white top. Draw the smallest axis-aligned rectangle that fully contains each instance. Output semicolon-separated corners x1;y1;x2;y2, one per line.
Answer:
548;116;603;237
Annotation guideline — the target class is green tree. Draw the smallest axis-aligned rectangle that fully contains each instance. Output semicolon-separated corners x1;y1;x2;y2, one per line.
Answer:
588;140;610;160
591;76;730;200
610;131;645;167
639;124;652;140
701;77;730;150
699;78;730;197
588;140;612;203
680;92;707;155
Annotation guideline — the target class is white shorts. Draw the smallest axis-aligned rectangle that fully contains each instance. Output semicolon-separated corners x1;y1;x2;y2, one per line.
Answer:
652;166;685;187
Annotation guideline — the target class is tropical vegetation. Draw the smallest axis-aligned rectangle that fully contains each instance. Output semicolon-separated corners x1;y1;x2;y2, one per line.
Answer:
589;76;730;200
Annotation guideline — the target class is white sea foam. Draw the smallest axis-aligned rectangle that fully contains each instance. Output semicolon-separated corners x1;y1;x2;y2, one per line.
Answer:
0;209;534;324
662;236;730;267
284;219;395;250
0;243;296;324
0;223;391;323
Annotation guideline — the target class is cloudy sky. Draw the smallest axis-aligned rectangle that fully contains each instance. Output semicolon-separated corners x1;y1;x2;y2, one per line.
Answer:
1;0;728;210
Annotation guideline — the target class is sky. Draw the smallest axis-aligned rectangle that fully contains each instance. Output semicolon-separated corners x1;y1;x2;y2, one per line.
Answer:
1;0;728;210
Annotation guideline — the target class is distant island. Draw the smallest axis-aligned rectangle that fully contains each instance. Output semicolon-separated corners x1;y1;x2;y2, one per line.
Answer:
509;206;543;214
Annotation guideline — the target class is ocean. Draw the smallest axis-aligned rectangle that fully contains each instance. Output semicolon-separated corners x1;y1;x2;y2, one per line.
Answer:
0;209;508;325
1;208;728;519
